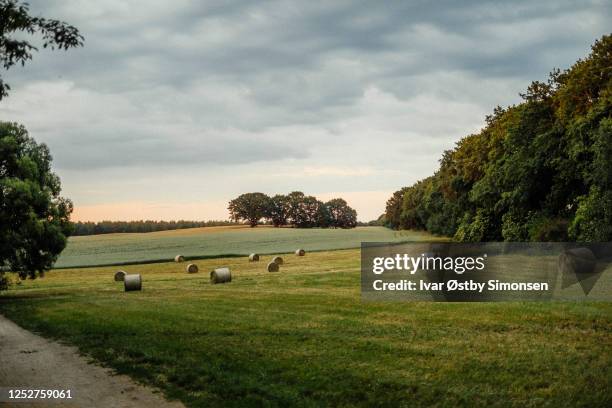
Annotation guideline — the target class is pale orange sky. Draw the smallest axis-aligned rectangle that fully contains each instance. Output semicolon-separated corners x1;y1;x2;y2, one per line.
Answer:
71;190;392;222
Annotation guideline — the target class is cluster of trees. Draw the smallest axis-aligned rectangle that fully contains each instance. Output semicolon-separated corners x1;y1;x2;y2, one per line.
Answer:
228;192;358;228
385;35;611;242
71;220;237;236
357;218;384;227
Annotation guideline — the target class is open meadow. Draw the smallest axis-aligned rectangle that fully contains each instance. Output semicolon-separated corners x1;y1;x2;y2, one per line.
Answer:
55;226;443;268
1;3;610;407
1;247;611;407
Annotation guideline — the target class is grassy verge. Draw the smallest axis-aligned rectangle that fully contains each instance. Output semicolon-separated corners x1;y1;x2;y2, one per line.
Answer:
1;249;611;407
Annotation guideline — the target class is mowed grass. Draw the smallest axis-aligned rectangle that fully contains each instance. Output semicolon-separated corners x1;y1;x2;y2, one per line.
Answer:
1;249;611;407
56;226;444;268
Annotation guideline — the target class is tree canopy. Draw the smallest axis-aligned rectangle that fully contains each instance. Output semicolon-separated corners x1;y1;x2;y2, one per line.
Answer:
228;192;271;227
326;198;357;229
0;122;73;289
228;192;358;229
384;35;612;242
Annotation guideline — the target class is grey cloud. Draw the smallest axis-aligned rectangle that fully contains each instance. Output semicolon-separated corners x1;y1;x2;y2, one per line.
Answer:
1;0;610;173
17;1;609;82
49;130;309;170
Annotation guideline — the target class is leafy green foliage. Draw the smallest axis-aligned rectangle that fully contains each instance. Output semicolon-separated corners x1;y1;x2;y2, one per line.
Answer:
285;191;306;225
384;187;408;229
0;0;83;99
0;122;73;288
291;194;322;228
569;187;612;241
229;191;358;229
325;198;357;228
386;35;612;242
228;192;271;227
266;194;289;227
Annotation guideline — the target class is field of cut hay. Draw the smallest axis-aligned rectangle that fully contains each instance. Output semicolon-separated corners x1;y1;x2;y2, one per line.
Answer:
1;248;611;407
55;226;445;268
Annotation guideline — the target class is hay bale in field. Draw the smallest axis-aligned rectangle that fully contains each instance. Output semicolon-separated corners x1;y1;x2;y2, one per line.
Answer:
174;255;185;263
267;262;279;272
210;267;232;284
558;247;596;275
295;249;305;256
249;253;260;262
114;270;126;282
124;274;142;292
186;263;199;274
272;256;284;265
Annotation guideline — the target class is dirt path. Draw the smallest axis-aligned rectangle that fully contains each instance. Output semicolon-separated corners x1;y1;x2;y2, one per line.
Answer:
0;314;185;408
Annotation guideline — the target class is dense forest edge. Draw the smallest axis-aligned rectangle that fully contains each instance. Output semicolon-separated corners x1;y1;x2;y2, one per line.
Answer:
384;34;611;242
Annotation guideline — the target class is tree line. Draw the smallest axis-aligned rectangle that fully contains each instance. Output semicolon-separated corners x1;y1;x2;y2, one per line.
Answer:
228;192;358;228
71;220;237;236
384;35;611;242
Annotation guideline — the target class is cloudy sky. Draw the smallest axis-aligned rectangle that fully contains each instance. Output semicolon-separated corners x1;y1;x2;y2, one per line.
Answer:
0;0;609;221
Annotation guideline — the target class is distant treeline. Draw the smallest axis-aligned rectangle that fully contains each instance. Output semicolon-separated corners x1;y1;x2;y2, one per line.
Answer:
71;220;236;236
228;191;357;228
357;219;384;227
384;35;611;242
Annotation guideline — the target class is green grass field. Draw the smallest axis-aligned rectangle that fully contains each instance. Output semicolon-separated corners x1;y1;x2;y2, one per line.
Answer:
56;226;444;268
1;248;611;407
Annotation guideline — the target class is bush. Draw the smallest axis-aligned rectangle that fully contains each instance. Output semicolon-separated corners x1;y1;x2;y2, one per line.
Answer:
454;210;496;242
501;212;530;241
569;187;612;241
527;216;569;241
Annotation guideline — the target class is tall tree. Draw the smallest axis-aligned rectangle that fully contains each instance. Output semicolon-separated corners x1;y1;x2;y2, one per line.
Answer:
0;0;84;100
325;198;357;228
292;195;321;228
228;193;271;227
384;187;408;229
266;194;289;227
0;123;73;289
286;191;306;226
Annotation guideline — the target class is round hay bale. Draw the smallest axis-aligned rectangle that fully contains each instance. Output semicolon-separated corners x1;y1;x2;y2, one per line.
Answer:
174;255;185;263
114;270;126;282
186;263;199;274
295;249;305;256
267;262;279;272
558;247;596;275
124;274;142;292
249;253;260;262
210;267;232;284
272;256;284;265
